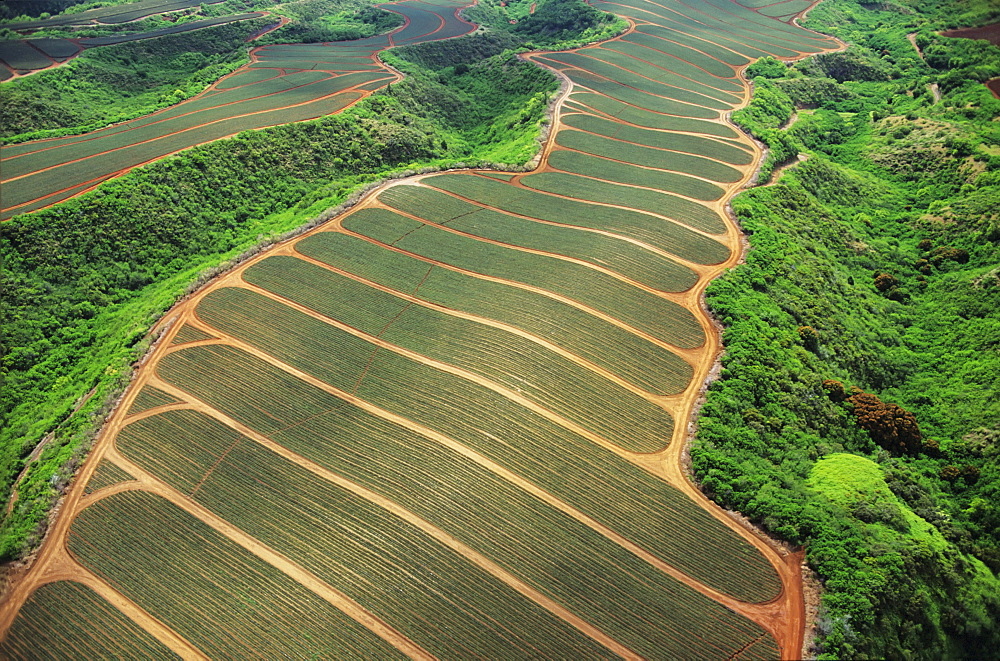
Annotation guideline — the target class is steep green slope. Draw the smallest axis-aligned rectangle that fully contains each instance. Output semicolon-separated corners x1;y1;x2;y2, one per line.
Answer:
693;0;1000;657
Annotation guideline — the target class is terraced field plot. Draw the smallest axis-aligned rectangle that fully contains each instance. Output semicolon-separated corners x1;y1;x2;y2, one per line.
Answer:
0;0;474;219
0;0;838;657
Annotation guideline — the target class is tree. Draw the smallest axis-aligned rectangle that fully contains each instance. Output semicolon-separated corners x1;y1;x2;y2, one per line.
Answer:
847;392;923;455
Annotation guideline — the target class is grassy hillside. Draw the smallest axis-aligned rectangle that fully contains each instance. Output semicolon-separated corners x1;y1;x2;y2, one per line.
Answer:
693;0;1000;657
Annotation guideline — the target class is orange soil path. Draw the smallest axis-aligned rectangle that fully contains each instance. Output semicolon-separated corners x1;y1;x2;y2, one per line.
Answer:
0;1;844;658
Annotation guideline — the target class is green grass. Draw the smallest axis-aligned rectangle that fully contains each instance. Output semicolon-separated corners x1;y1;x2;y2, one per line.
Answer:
243;257;676;452
69;490;406;659
520;172;727;233
0;581;179;661
296;232;694;395
547;150;726;201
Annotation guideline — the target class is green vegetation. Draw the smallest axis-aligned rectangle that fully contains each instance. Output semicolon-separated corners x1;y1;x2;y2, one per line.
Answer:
694;1;1000;656
0;29;556;562
465;0;626;50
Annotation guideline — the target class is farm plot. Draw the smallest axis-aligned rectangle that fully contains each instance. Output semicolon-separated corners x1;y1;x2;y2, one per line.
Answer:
0;581;179;660
27;38;80;59
169;323;215;345
343;207;707;348
556;129;744;183
243;256;676;452
118;413;620;659
0;41;52;71
156;344;782;650
371;185;699;291
541;52;733;110
126;385;180;415
543;64;722;119
83;460;134;494
415;174;732;262
570;91;739;137
547;150;725;201
600;40;744;91
0;0;225;30
1;72;378;218
520;172;727;233
173;295;782;603
296;232;694;395
578;46;743;102
562;113;753;165
68;490;407;659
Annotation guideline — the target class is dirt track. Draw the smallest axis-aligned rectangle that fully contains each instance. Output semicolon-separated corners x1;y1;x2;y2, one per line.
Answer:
0;2;843;657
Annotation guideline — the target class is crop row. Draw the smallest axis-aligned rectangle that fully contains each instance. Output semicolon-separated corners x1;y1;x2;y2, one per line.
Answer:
547;150;725;202
174;296;782;602
599;40;744;91
296;232;693;395
0;581;178;660
243;257;676;452
5;69;364;172
391;1;473;45
0;0;213;29
556;129;744;184
550;65;721;119
417;174;731;265
344;206;707;349
120;411;620;659
153;346;778;655
376;185;699;292
578;46;742;102
0;41;51;71
83;460;134;495
126;385;179;416
170;323;215;345
568;91;740;138
117;409;244;495
28;38;80;59
520;171;727;234
562;113;753;166
542;52;732;111
69;490;405;659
